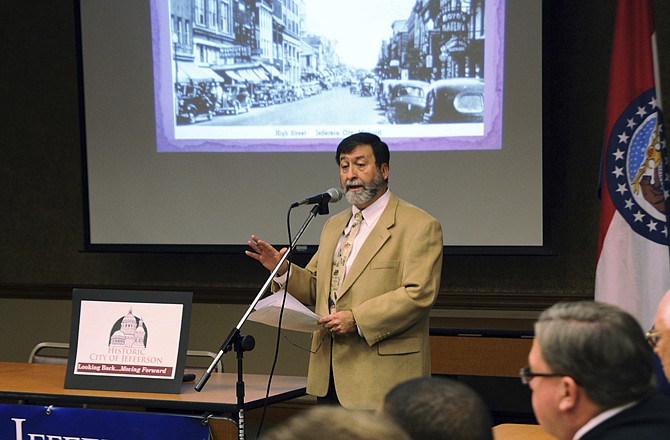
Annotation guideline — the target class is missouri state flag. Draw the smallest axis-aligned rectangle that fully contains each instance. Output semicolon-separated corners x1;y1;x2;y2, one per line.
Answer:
595;0;669;327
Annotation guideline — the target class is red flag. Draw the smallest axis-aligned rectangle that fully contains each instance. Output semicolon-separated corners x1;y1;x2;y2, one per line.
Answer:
595;0;669;326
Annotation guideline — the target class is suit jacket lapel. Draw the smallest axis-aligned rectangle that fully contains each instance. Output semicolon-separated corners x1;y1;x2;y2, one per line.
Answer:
338;194;397;297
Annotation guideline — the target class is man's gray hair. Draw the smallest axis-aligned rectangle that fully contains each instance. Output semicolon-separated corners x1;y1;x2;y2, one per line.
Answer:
535;301;654;408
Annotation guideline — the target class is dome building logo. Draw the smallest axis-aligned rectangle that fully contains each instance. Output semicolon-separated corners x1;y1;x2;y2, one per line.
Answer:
108;308;148;348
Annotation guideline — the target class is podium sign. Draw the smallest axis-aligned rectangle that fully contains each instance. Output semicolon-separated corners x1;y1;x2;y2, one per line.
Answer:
65;289;192;394
0;404;208;439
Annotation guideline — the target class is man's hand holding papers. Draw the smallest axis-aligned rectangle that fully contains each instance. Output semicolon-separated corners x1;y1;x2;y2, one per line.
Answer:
248;290;322;332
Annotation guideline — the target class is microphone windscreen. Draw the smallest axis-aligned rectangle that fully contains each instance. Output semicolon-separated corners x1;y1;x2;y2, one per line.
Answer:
327;188;344;203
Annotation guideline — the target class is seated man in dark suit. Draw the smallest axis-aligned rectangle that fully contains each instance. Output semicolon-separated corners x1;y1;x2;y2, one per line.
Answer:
522;301;670;440
653;354;670;396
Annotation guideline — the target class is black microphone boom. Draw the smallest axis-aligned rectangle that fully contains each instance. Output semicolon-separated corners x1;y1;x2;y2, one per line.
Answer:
291;188;344;208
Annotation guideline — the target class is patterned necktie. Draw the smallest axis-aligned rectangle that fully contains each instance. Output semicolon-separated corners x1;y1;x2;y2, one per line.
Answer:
329;211;363;313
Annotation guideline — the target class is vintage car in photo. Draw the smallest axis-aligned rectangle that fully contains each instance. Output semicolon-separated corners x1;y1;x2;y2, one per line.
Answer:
377;79;403;110
272;83;291;104
251;83;275;107
217;84;251;115
384;80;430;124
422;78;484;123
359;77;376;96
176;86;214;124
289;84;304;100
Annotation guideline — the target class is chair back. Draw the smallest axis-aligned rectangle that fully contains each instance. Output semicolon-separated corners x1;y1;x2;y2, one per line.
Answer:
28;342;70;364
28;342;223;373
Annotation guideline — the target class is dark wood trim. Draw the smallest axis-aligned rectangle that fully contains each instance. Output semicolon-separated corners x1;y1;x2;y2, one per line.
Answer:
434;290;591;311
0;283;592;311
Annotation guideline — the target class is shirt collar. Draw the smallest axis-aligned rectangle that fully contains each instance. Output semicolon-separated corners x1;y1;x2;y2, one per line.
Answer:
352;189;390;226
573;400;638;440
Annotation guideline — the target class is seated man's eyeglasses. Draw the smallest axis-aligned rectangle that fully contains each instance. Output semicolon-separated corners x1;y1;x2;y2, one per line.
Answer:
519;366;570;385
646;327;662;348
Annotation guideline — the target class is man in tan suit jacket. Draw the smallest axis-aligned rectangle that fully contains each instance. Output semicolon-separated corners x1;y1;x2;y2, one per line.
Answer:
247;133;443;410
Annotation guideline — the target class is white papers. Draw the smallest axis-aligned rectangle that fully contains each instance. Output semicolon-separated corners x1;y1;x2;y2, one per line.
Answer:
248;290;322;333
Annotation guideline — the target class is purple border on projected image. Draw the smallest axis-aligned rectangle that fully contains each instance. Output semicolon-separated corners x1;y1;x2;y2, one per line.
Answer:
151;0;505;153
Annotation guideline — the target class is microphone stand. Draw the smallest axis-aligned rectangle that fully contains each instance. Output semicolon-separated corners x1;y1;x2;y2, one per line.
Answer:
195;199;331;440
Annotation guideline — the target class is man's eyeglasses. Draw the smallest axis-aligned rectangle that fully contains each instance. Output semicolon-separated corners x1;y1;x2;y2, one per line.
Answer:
283;330;329;354
519;366;568;385
646;327;662;348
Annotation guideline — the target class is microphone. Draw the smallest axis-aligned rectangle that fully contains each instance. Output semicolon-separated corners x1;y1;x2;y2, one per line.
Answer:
291;188;344;208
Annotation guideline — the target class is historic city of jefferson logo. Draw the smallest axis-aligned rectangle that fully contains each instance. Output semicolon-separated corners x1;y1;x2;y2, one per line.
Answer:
108;307;148;348
606;87;668;244
73;302;174;378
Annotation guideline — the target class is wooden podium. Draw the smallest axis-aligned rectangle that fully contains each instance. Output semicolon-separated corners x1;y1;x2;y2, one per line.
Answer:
493;423;557;440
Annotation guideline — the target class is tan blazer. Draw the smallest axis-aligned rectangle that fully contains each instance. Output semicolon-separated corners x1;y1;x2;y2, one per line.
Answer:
287;192;443;409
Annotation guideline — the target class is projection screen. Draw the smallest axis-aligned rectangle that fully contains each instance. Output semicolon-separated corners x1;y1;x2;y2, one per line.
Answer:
77;0;546;254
